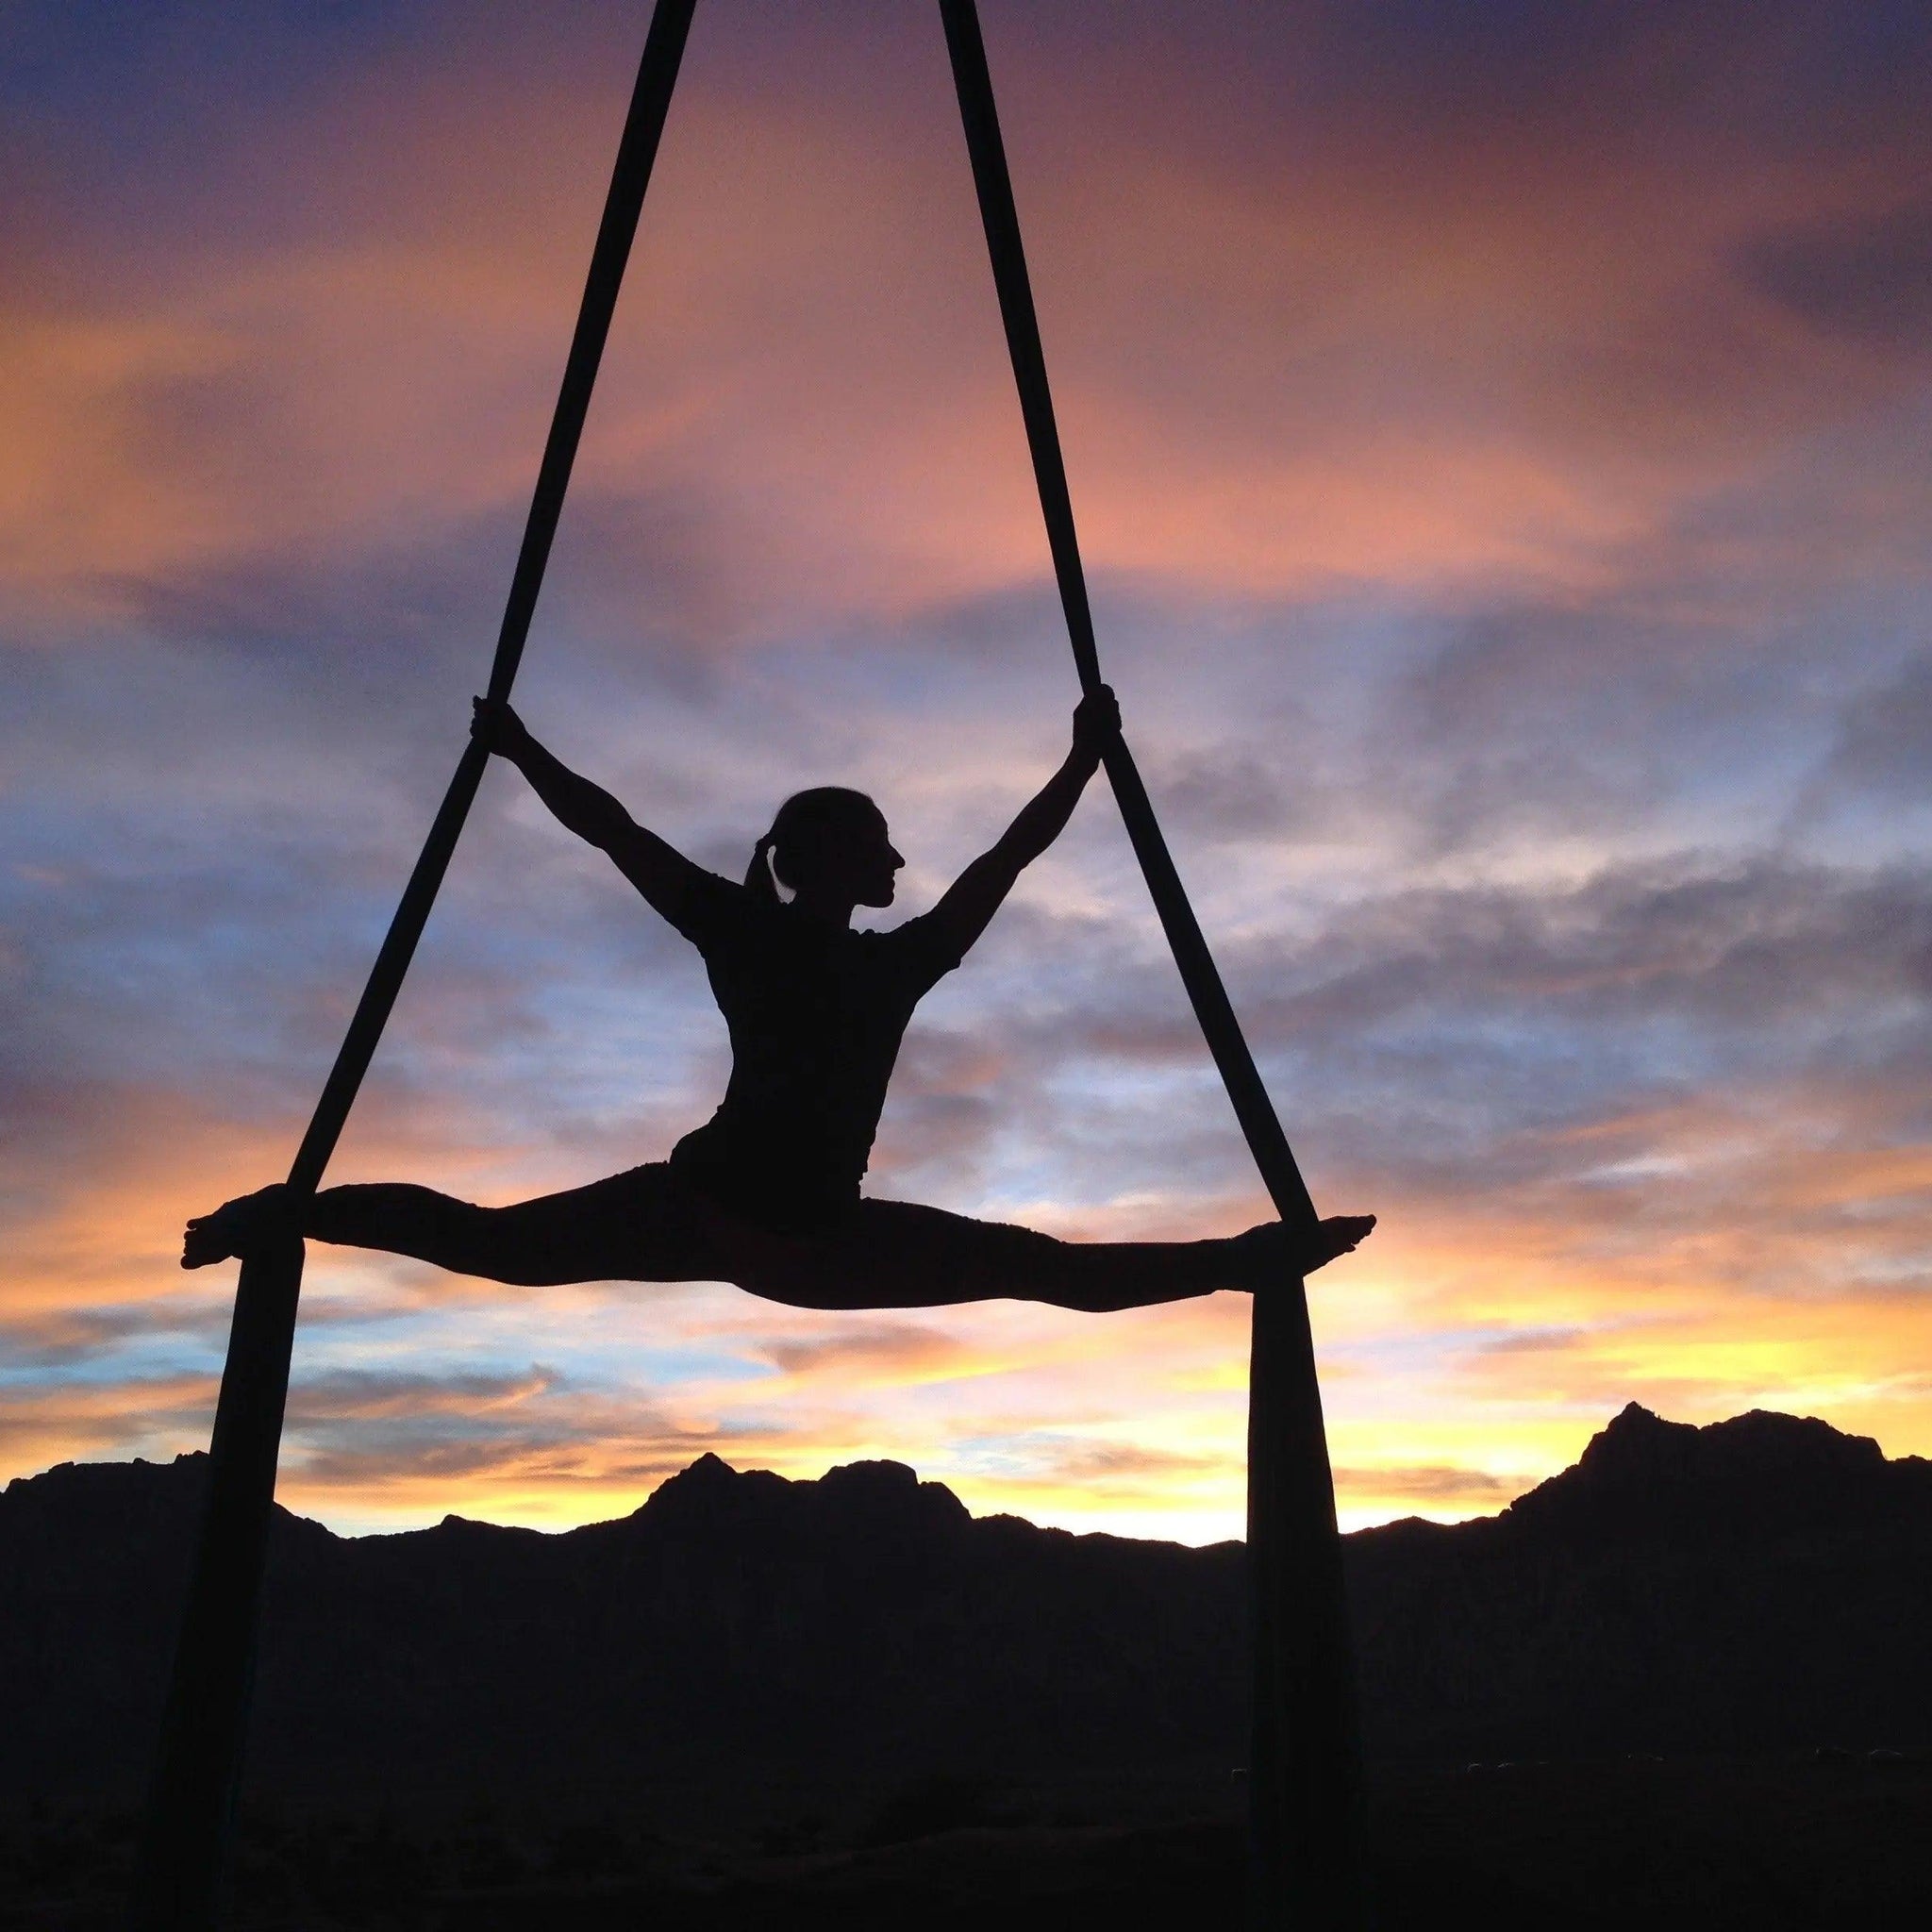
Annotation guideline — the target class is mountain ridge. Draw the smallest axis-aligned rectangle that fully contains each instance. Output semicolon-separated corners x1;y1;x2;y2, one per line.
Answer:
16;1396;1922;1551
5;1403;1928;1804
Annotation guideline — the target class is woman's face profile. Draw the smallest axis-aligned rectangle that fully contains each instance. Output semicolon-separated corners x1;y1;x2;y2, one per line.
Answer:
840;809;905;908
783;806;904;908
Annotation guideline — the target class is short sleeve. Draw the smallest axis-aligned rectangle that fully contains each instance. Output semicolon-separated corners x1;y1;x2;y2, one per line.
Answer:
878;908;969;996
661;867;757;954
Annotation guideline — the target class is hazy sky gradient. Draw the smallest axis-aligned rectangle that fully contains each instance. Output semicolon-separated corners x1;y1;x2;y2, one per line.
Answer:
5;0;1930;1539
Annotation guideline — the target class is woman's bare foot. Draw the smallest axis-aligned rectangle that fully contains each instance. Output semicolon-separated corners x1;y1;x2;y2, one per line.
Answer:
182;1184;295;1269
1230;1212;1375;1285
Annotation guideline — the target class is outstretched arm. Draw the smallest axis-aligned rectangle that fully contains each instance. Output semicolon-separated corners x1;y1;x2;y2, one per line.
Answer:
472;697;718;929
925;686;1120;961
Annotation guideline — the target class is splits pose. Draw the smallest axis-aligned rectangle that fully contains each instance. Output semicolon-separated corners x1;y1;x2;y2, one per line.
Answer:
185;689;1374;1312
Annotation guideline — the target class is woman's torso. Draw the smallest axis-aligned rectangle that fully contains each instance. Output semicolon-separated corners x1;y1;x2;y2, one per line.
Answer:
667;884;962;1231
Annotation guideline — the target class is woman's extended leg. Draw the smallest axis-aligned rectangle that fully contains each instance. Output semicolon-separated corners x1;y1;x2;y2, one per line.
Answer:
187;1171;1370;1306
183;1165;708;1287
717;1197;1374;1314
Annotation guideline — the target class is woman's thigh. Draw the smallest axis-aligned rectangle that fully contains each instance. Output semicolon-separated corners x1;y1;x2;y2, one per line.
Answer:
464;1164;714;1285
723;1196;1068;1309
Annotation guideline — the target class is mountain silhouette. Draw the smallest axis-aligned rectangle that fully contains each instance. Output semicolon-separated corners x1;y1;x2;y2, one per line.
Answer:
1350;1401;1932;1761
5;1404;1928;1807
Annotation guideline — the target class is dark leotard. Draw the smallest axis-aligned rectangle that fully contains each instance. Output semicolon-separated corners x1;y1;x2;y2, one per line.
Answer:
298;869;1310;1306
663;876;966;1232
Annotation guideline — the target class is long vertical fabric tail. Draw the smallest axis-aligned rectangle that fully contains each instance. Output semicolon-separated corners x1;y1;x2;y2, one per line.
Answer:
935;5;1371;1925
125;4;700;1925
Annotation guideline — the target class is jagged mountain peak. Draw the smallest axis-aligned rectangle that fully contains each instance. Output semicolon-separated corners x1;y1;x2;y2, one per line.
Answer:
1578;1401;1885;1480
629;1449;970;1541
1504;1401;1905;1539
816;1457;968;1518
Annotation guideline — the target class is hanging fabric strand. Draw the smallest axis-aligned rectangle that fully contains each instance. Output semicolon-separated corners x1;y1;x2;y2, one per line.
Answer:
128;4;700;1925
935;5;1370;1926
132;5;1365;1925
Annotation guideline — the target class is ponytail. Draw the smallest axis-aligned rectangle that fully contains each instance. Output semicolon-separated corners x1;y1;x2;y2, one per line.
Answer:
744;831;780;903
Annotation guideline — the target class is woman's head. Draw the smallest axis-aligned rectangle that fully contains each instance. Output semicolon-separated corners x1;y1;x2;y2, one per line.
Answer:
747;787;904;910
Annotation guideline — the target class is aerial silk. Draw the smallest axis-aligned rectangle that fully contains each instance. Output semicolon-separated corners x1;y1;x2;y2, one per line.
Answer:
131;6;1365;1927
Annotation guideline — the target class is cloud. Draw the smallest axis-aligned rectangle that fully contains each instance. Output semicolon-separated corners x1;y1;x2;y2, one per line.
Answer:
953;1432;1234;1517
286;1368;558;1425
272;1362;806;1518
1261;856;1932;1049
1740;196;1932;352
1824;652;1932;804
1333;1463;1515;1506
758;1322;988;1387
0;1373;216;1472
0;1296;228;1370
6;0;1927;652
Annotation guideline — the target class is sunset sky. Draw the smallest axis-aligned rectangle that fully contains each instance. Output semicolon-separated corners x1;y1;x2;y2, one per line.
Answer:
5;0;1931;1541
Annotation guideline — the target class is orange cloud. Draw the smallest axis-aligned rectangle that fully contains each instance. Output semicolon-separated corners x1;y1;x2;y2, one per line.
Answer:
7;10;1924;651
0;1372;217;1475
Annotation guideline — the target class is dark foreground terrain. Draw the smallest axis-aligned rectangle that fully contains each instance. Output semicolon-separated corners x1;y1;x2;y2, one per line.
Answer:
5;1402;1929;1924
8;1754;1931;1929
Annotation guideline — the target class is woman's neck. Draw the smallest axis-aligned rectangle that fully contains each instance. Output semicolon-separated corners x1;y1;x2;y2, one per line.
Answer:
787;889;855;930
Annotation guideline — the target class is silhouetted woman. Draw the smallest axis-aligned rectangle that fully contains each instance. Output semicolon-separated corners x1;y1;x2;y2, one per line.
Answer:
185;690;1373;1310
